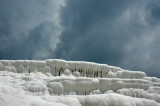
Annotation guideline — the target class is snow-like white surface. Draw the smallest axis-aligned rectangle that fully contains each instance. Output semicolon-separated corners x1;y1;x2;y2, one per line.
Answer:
116;88;160;103
0;59;124;78
0;60;160;106
0;59;147;79
0;70;160;106
50;77;151;95
147;86;160;94
143;77;160;83
116;70;146;79
73;94;160;106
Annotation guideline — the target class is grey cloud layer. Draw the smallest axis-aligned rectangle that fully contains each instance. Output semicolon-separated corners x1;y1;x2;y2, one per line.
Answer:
0;0;160;77
0;0;64;59
55;0;160;77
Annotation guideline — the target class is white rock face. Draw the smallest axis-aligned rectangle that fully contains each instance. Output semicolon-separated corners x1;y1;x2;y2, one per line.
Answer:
6;65;17;73
90;89;101;95
98;78;151;92
63;69;72;76
74;94;160;106
0;59;147;79
45;59;123;77
47;82;64;95
26;83;47;94
116;70;146;79
0;62;4;71
73;71;80;77
143;77;160;83
0;59;160;106
44;66;51;73
106;71;116;78
104;90;114;94
147;86;160;94
143;77;160;87
116;88;160;103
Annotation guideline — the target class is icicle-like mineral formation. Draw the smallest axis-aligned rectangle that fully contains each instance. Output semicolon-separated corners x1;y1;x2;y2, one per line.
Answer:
0;59;160;106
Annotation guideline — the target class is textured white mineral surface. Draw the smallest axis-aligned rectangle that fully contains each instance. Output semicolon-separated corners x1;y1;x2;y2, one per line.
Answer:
0;59;160;106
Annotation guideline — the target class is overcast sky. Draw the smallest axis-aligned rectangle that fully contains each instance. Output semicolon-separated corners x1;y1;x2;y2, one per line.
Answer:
0;0;160;77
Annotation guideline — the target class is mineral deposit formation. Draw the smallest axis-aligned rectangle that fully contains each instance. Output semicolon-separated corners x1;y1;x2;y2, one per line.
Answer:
0;59;160;106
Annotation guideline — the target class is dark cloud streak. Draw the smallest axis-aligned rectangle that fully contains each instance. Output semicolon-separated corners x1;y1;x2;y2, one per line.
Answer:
0;0;64;59
55;0;160;77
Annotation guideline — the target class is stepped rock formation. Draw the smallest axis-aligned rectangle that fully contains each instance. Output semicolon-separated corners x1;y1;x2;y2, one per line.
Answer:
0;59;160;106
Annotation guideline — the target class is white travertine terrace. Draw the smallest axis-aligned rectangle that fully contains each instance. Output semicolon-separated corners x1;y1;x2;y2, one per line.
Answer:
116;70;146;79
147;86;160;94
0;59;145;79
143;77;160;83
143;77;160;87
116;88;160;103
0;59;160;106
0;59;154;94
46;59;123;78
49;77;151;95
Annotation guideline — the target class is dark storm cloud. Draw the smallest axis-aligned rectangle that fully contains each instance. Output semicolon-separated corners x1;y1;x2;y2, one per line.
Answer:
0;0;160;77
0;0;64;59
56;0;132;60
55;0;160;77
